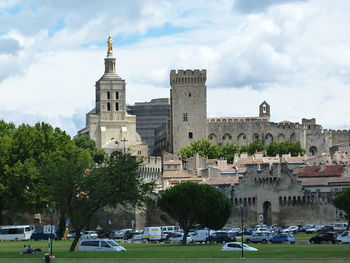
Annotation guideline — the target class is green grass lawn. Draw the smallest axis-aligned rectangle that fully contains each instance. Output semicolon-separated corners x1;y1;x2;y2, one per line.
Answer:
0;235;349;259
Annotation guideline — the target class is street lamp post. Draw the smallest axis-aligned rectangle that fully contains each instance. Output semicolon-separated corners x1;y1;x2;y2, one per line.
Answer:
48;207;54;258
240;202;244;258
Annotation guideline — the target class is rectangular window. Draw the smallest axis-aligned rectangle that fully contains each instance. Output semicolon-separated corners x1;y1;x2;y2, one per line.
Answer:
189;132;193;139
183;113;188;122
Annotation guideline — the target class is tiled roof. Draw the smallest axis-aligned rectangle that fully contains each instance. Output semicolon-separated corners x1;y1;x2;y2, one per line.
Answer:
163;160;182;165
285;156;305;163
202;177;238;185
211;165;236;172
299;177;350;186
298;165;344;177
162;171;189;178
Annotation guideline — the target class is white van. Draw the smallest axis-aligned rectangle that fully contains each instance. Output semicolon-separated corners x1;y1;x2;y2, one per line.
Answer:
79;239;126;251
142;227;162;241
0;225;35;240
190;229;215;243
337;230;350;243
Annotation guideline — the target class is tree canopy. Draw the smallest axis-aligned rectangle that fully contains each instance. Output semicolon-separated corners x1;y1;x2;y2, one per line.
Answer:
158;182;231;245
0;121;72;224
44;148;155;251
333;188;350;230
0;120;155;252
178;139;306;163
265;141;306;157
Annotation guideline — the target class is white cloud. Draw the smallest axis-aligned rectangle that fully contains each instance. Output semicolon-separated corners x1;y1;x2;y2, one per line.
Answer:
0;0;350;136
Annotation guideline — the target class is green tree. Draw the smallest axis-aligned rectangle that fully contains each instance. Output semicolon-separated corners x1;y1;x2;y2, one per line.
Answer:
44;148;155;251
179;140;221;159
334;188;350;230
0;121;72;224
244;139;265;155
266;141;305;157
178;140;235;161
220;143;239;163
158;182;231;245
73;135;106;164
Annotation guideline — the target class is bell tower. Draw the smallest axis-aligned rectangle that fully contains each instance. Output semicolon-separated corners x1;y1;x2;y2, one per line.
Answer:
259;101;270;120
95;36;125;121
77;36;148;156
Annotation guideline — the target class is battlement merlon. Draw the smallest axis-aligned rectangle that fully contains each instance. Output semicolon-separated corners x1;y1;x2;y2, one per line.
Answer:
170;69;207;86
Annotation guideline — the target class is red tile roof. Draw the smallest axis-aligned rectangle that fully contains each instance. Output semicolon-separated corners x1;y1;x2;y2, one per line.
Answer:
298;165;344;178
202;177;238;185
299;177;350;186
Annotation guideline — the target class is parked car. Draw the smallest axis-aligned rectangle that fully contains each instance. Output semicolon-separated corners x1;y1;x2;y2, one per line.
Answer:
282;226;299;234
206;232;236;243
67;231;79;239
245;232;274;243
110;229;133;239
80;231;98;239
333;223;348;232
79;239;126;251
221;242;258;251
132;231;144;241
318;225;335;233
243;227;254;235
299;224;315;233
309;232;338;244
169;233;192;244
269;233;296;244
305;225;323;234
30;228;57;241
190;229;215;243
228;228;242;235
336;230;350;243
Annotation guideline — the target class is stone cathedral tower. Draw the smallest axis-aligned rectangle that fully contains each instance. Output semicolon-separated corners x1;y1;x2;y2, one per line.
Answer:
77;36;148;156
170;69;207;154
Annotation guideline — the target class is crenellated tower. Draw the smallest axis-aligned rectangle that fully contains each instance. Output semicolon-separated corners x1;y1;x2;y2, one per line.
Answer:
170;69;207;154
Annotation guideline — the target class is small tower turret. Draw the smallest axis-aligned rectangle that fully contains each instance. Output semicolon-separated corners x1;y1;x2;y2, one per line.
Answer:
259;101;270;120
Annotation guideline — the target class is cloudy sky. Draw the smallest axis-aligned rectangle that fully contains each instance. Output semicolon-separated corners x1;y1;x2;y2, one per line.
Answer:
0;0;349;135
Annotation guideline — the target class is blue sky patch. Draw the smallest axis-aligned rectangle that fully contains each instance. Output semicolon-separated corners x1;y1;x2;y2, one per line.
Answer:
79;23;188;48
48;18;66;37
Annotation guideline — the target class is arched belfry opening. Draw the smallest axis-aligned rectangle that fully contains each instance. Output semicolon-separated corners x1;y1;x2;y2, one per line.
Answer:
259;101;270;119
263;201;272;225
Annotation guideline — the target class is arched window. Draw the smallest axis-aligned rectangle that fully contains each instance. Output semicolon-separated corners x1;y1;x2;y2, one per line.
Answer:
115;103;119;111
107;102;111;111
309;146;318;156
115;91;119;100
107;91;110;99
265;133;274;145
278;134;286;142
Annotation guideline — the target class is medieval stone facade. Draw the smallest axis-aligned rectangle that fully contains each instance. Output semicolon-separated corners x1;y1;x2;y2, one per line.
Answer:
230;163;339;226
166;69;350;156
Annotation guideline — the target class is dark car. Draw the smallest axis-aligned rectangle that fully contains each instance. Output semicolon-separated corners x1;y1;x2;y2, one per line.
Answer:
270;233;296;244
30;228;57;241
318;225;335;233
309;232;338;244
206;232;236;243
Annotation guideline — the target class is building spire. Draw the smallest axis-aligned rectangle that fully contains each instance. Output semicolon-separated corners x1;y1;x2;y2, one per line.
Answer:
107;35;113;57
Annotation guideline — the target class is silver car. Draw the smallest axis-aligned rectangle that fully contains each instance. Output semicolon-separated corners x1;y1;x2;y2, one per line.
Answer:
245;231;275;243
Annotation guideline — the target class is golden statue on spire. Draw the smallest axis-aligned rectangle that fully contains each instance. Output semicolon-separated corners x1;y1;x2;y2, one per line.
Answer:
107;36;113;56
